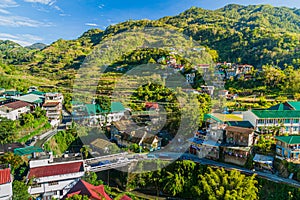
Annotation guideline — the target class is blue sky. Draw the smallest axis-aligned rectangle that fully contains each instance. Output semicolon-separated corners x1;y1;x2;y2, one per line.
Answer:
0;0;299;46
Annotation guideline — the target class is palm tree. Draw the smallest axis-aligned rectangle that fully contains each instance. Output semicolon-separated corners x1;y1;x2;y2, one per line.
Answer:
80;145;91;159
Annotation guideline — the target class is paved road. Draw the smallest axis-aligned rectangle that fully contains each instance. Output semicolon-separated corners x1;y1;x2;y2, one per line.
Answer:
153;152;300;188
34;129;58;148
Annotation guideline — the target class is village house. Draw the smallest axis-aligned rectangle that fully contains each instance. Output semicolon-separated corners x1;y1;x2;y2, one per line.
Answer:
222;146;252;166
64;179;112;200
189;135;220;160
12;93;44;107
224;126;254;147
27;156;85;200
0;167;13;200
42;102;62;122
42;93;64;125
111;120;161;151
276;135;300;161
243;102;300;134
0;101;31;120
85;102;126;126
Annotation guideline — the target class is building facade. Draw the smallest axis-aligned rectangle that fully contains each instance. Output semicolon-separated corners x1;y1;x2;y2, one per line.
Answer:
276;136;300;161
0;168;13;200
27;160;85;200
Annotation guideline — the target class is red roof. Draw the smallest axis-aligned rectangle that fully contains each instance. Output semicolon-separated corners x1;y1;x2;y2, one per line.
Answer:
66;180;112;200
145;102;159;109
42;102;60;107
3;101;31;110
120;195;132;200
28;162;84;179
0;168;11;184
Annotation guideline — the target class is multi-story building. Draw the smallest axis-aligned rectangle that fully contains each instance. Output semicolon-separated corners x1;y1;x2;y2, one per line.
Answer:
43;93;63;125
276;135;300;161
42;102;61;121
0;168;13;200
85;102;126;126
224;126;254;147
243;102;300;134
27;157;85;200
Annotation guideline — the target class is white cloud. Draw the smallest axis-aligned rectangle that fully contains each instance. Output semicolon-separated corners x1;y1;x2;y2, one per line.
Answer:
85;23;99;27
23;0;54;5
98;4;104;9
0;33;43;46
0;15;52;27
0;8;10;14
0;0;18;8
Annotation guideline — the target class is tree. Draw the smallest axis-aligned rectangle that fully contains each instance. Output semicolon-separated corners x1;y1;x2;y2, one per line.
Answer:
83;172;104;186
12;180;30;200
80;145;91;159
66;194;89;200
194;167;258;200
0;152;26;174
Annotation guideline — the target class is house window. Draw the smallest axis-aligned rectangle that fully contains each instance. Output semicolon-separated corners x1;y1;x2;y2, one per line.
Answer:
293;119;299;124
258;119;264;124
285;119;290;124
286;127;290;132
31;184;41;188
268;119;274;124
48;181;59;186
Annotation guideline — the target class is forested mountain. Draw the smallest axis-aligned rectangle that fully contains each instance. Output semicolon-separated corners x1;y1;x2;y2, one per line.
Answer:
0;4;299;91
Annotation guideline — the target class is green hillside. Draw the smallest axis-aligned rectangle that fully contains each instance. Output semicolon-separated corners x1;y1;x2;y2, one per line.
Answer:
0;4;299;92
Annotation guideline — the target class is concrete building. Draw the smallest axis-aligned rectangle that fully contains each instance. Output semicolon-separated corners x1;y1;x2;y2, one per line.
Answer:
243;102;300;134
27;158;85;200
0;101;31;120
0;168;13;200
276;135;300;161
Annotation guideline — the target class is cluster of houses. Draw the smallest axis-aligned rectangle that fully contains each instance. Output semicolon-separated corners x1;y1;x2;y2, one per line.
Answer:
0;87;63;127
0;152;131;200
216;62;254;80
189;101;300;172
72;101;162;152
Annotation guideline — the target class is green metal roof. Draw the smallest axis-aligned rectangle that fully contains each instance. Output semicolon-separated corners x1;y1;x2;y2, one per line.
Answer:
86;102;125;115
29;91;45;96
204;113;223;123
4;91;22;96
268;103;292;111
12;94;44;104
252;110;300;119
14;146;43;156
111;102;125;113
226;121;254;128
276;136;300;145
287;102;300;111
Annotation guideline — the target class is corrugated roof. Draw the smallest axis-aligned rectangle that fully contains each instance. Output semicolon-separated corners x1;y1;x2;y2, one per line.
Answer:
13;94;44;104
85;102;125;116
225;126;254;135
14;146;43;156
42;102;60;107
66;180;112;200
252;110;300;119
29;91;46;96
276;136;300;145
287;102;300;111
28;161;84;178
226;121;254;128
111;102;125;113
1;101;31;110
0;168;11;184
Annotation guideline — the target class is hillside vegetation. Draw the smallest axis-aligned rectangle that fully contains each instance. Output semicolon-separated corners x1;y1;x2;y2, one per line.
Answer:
0;4;299;95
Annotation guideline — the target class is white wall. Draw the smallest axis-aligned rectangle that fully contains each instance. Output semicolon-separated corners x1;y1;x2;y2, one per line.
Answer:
0;106;30;120
243;111;257;127
0;182;13;200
